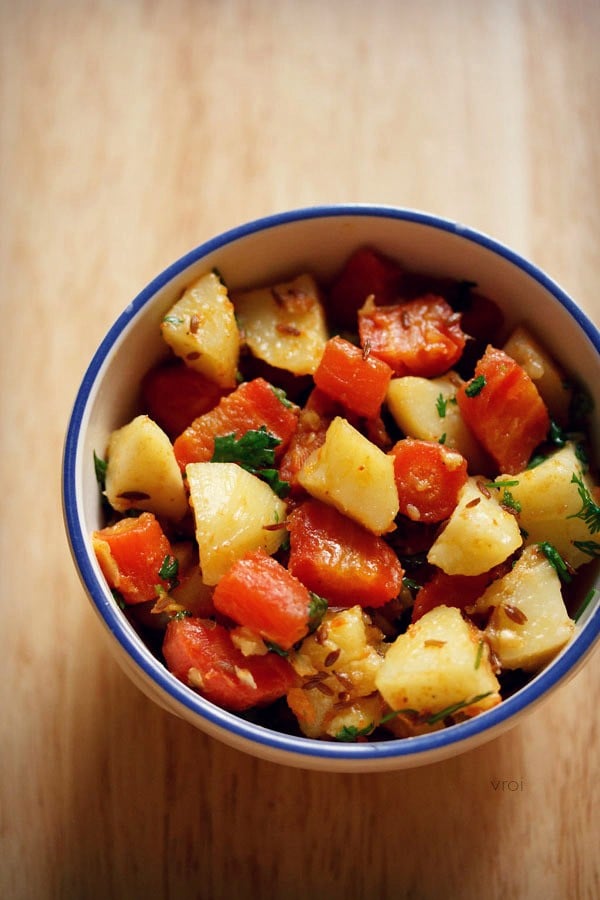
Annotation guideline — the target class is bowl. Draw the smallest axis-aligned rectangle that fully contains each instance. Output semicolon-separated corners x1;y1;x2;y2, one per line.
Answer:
62;205;600;772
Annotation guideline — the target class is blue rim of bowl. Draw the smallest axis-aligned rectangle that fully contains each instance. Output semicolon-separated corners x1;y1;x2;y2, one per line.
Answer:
63;204;600;763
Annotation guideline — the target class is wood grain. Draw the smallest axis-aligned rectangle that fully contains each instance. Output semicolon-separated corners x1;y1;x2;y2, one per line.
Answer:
1;1;598;898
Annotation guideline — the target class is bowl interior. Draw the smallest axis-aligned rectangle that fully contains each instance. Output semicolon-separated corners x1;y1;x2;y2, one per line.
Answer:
64;207;600;770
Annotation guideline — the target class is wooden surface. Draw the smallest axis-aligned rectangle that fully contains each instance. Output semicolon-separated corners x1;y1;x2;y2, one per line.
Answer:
2;2;599;898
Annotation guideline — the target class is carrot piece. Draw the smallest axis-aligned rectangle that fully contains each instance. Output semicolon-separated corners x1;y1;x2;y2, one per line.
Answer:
141;358;228;439
173;377;299;470
313;335;393;419
213;549;313;650
287;499;404;608
411;561;513;622
327;246;403;330
92;512;173;605
162;616;297;711
358;294;466;377
390;438;468;524
456;345;550;474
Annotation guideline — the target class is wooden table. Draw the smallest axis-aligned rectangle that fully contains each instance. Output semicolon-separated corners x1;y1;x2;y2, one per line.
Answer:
2;2;599;897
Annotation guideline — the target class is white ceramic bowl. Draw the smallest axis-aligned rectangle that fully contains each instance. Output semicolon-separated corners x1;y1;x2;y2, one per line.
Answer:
63;205;600;771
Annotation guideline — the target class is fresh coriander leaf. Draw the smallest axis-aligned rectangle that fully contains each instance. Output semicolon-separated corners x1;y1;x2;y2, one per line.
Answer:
575;442;589;469
485;479;520;489
568;472;600;534
436;393;447;418
335;723;374;742
572;540;600;558
271;386;294;409
158;554;179;585
538;541;572;584
162;315;184;326
573;588;598;622
307;592;328;632
527;453;547;470
257;467;290;498
425;691;493;725
548;420;567;447
93;451;108;489
402;576;421;593
171;609;192;621
111;588;126;610
474;639;484;670
465;375;486;398
380;708;419;724
438;432;447;445
211;427;289;496
265;641;289;657
500;489;521;514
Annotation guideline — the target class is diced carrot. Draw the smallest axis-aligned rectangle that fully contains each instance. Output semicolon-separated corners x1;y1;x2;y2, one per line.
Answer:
92;512;173;605
277;388;342;492
162;616;297;711
213;549;313;649
411;561;513;622
141;358;228;439
313;335;393;419
390;438;468;523
173;377;299;470
327;246;404;330
287;499;404;608
456;345;550;474
358;294;466;377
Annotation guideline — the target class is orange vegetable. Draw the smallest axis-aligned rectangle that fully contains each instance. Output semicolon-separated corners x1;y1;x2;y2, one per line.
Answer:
141;358;228;439
313;335;393;419
287;499;404;608
92;512;173;605
173;377;298;470
390;438;468;523
327;246;403;330
456;345;550;474
358;294;466;377
162;616;297;711
213;549;313;650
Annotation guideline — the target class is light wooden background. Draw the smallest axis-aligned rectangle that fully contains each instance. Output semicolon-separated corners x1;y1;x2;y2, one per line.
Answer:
1;2;599;898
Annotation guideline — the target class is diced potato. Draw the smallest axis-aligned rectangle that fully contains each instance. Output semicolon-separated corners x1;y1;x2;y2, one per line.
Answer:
104;415;188;521
503;325;572;425
288;606;386;739
475;545;575;671
386;373;490;473
161;271;240;388
186;462;287;585
234;273;328;375
297;416;399;534
503;443;598;568
427;477;522;575
375;605;500;717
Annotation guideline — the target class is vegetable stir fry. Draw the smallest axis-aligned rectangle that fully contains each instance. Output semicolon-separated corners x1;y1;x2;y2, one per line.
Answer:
92;247;598;741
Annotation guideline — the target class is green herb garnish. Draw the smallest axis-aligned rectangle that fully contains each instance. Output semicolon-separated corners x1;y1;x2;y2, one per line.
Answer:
158;554;180;588
438;432;447;445
568;472;600;534
572;540;600;558
271;386;294;409
162;315;184;326
474;639;484;670
265;641;289;657
93;451;108;489
573;588;597;622
527;453;547;469
538;541;572;584
403;576;421;593
548;420;567;447
436;393;447;418
335;723;374;741
171;609;192;621
500;489;521;514
425;692;493;725
211;427;289;497
307;592;328;632
465;375;486;398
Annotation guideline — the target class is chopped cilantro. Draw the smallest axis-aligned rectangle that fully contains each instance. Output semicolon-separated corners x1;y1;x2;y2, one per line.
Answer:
171;609;192;621
158;554;179;587
271;386;294;409
572;540;600;558
307;592;328;632
538;541;572;584
573;588;597;622
335;722;374;741
211;427;290;497
162;315;184;326
438;432;447;445
568;472;600;534
474;639;484;670
527;453;547;470
500;489;521;514
548;420;567;447
93;451;107;489
265;641;289;657
436;393;447;418
465;375;486;398
402;576;421;593
425;692;493;725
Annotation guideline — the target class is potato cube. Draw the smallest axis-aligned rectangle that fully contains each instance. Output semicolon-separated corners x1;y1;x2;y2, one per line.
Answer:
234;273;328;375
297;416;399;534
161;271;240;388
427;477;522;575
104;415;188;521
186;462;287;585
386;374;490;473
375;605;500;717
477;545;575;671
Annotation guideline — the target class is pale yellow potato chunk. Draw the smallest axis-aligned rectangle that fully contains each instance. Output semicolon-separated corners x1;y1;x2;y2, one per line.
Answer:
161;271;240;388
186;462;287;585
427;477;522;575
476;545;575;671
297;416;399;534
234;273;328;375
386;373;489;473
503;325;571;426
104;415;188;521
503;443;598;569
375;605;500;717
